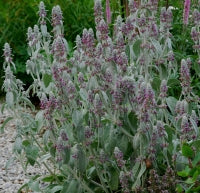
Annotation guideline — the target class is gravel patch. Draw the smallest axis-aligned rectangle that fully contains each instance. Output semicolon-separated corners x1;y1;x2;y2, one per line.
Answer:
0;105;50;193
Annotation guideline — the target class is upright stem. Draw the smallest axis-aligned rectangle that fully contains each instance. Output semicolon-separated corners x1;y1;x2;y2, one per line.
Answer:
31;134;61;183
64;165;94;193
89;148;110;193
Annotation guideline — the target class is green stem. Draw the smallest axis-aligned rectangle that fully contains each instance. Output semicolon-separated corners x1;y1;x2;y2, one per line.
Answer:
94;163;110;193
90;148;110;193
90;180;104;189
64;165;94;193
31;134;61;184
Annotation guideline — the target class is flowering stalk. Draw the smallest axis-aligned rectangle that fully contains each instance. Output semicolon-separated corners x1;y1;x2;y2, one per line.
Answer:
183;0;191;25
3;43;15;71
106;0;111;24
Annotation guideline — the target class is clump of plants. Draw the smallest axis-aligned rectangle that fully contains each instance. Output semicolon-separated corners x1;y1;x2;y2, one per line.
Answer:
2;0;200;192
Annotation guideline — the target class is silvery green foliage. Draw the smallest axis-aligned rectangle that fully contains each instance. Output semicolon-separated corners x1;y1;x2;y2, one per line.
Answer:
2;0;200;192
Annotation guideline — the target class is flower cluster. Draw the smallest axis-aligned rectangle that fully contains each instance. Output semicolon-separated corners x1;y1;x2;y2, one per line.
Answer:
114;147;125;168
3;43;13;65
84;126;94;146
40;96;60;130
183;0;191;25
52;36;68;63
180;59;191;96
147;167;176;193
119;171;131;193
39;0;48;38
94;0;103;25
52;5;63;28
2;43;22;95
175;99;197;141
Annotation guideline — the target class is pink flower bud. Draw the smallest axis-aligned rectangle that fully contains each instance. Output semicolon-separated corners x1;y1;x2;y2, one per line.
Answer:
52;5;63;27
94;0;103;24
106;0;111;24
183;0;191;25
3;43;13;63
128;0;137;14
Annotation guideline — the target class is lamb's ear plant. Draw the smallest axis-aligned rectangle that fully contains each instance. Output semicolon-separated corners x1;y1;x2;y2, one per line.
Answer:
2;0;200;192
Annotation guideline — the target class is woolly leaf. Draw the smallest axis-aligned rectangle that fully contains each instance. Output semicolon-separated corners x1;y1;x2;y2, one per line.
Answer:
79;88;88;102
66;180;78;193
132;162;146;190
25;145;39;166
177;166;190;177
72;110;83;128
49;185;63;193
166;96;177;115
28;181;40;192
6;92;14;107
190;117;199;136
35;111;44;131
14;137;22;154
43;73;52;88
77;146;87;173
0;116;13;133
109;168;119;190
133;39;141;58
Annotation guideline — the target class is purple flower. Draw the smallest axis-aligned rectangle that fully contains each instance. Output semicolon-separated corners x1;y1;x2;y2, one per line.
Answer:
78;72;84;83
40;96;59;121
160;80;168;98
181;115;191;134
39;1;47;18
3;43;13;64
128;0;137;14
67;81;76;98
167;51;175;62
157;121;165;137
39;1;47;25
104;69;113;83
149;23;158;37
106;0;111;24
52;36;67;62
94;0;103;24
183;0;190;25
52;5;63;27
94;94;104;115
82;28;95;48
114;147;125;168
160;7;173;28
85;127;94;139
27;27;33;42
180;59;191;95
60;130;68;141
193;9;200;25
97;19;109;42
191;27;198;42
119;171;131;193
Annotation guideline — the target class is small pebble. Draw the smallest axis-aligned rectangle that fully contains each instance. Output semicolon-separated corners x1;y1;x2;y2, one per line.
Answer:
0;107;52;193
